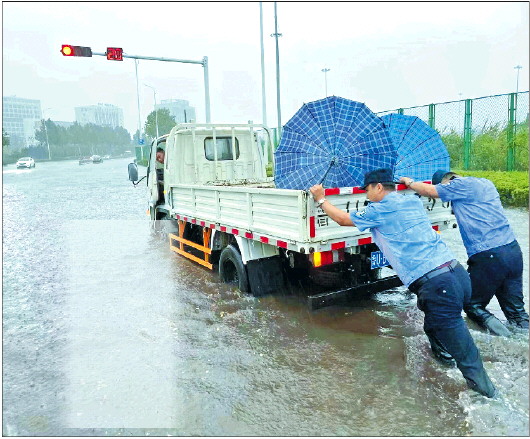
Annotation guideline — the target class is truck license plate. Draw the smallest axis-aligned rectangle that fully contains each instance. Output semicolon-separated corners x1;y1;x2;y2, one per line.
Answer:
370;251;389;269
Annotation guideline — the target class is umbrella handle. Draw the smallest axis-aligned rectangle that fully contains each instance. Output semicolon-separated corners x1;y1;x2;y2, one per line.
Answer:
318;159;335;186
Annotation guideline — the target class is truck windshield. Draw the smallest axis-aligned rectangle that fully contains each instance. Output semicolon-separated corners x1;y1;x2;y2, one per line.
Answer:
204;137;240;161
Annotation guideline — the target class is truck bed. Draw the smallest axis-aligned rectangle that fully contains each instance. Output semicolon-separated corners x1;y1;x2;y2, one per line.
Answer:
168;182;455;253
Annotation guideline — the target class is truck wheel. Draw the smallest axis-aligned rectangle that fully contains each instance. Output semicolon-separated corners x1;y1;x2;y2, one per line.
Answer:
309;266;344;288
219;245;249;293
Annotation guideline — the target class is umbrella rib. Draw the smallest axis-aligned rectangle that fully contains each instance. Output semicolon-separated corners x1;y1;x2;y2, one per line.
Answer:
279;130;332;156
395;117;419;147
398;132;442;158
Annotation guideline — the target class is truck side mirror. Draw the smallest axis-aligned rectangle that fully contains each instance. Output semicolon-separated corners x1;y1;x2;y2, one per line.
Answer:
128;162;139;182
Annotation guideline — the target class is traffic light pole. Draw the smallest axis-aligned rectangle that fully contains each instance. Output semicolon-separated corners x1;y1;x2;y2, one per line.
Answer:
92;51;211;123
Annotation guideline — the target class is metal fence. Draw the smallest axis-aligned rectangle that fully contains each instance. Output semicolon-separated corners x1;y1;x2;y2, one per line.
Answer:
377;91;529;171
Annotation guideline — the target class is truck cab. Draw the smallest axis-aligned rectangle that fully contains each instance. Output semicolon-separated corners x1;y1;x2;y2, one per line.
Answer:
163;123;271;185
146;122;273;222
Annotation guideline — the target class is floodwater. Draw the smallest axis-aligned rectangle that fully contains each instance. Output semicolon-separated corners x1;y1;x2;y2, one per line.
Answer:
2;158;529;436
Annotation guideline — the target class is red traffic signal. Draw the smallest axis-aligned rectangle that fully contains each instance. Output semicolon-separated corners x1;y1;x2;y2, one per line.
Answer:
60;45;92;57
106;47;123;61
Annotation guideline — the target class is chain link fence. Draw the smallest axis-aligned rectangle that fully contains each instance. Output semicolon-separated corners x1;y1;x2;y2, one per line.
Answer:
377;91;529;171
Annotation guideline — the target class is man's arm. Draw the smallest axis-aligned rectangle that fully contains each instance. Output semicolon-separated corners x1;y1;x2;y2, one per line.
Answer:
400;177;439;198
309;184;355;226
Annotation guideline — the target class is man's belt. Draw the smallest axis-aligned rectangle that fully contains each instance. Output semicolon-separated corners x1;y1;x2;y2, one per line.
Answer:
409;259;459;292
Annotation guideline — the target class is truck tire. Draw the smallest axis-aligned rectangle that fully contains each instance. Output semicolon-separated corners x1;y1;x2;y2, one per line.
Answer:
309;266;344;288
219;245;249;293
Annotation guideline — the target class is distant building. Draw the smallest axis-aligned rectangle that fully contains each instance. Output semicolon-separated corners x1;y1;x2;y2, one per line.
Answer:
156;99;196;123
75;103;124;128
54;121;74;129
2;96;42;149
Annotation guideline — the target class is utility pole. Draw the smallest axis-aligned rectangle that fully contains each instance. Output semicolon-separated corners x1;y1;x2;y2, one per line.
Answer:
42;107;52;160
144;84;159;139
134;60;142;144
259;2;267;127
514;65;522;95
271;2;282;140
43;120;51;160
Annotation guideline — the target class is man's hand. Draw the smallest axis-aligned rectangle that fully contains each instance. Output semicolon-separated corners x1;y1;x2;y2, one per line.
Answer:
400;176;413;187
399;176;439;198
309;183;354;226
310;184;325;201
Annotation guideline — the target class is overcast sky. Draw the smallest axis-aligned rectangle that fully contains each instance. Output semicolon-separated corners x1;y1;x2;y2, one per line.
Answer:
3;1;529;135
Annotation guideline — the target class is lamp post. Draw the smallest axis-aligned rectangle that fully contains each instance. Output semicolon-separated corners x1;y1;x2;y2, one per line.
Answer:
514;65;522;95
321;68;330;97
144;83;159;139
134;60;143;145
271;1;282;140
513;65;522;145
458;93;463;133
259;2;267;127
42;107;52;160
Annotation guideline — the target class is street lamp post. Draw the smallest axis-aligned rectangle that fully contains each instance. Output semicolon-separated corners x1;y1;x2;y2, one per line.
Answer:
458;93;463;133
259;2;267;127
42;107;52;160
271;1;282;140
513;65;523;148
144;83;159;139
514;65;522;95
321;68;330;97
135;60;143;145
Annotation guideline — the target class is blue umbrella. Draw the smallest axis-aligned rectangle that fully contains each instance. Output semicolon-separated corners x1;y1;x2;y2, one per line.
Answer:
274;96;397;190
381;113;450;182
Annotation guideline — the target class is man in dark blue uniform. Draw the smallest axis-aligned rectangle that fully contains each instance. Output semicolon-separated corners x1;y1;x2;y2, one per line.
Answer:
400;170;528;335
310;168;497;398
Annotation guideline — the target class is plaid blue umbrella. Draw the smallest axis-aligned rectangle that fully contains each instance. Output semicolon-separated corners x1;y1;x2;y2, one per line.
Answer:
381;113;450;182
274;96;397;189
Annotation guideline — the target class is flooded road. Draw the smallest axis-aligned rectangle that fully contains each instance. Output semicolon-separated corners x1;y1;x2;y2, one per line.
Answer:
2;158;529;435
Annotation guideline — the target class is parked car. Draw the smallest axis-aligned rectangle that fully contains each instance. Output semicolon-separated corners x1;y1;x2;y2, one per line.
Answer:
16;157;35;168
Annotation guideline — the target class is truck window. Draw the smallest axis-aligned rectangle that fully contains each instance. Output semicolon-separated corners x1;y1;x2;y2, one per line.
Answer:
204;137;240;161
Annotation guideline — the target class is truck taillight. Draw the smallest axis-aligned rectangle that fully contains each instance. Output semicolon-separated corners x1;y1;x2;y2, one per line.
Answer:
312;250;344;267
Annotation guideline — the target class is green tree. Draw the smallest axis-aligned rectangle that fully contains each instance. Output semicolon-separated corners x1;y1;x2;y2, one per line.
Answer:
132;129;143;145
144;108;175;140
2;128;10;148
34;120;48;147
441;120;529;172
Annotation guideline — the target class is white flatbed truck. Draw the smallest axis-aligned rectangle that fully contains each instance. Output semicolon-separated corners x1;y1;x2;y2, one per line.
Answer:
128;122;456;309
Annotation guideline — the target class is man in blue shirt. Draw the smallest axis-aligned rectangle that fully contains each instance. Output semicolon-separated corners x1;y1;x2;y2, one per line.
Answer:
400;170;528;335
310;168;497;398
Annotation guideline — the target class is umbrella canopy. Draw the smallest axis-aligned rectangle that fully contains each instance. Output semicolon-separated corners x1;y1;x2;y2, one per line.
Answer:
381;113;450;182
274;96;397;190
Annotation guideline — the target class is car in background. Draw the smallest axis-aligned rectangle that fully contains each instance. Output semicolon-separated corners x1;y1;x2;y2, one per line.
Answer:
16;157;35;168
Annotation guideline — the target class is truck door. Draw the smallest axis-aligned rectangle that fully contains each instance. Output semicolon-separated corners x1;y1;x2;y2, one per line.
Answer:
147;138;166;206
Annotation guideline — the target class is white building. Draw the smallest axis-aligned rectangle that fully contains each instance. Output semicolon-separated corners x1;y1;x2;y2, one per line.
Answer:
75;103;124;128
2;96;42;149
156;99;196;123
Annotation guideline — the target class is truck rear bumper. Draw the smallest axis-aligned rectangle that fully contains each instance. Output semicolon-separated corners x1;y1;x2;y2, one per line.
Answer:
307;275;403;310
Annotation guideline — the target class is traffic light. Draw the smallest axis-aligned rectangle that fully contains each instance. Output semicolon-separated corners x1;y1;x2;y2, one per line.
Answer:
60;45;92;57
106;47;123;61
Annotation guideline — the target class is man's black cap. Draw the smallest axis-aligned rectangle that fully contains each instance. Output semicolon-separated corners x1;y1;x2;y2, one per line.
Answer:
361;168;395;190
432;169;450;185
